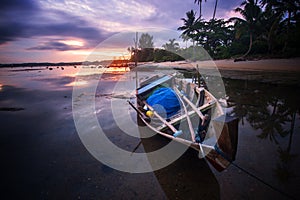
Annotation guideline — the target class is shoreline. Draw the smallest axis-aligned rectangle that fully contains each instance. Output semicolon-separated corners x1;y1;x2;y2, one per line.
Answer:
138;58;300;86
1;58;299;86
146;57;300;72
214;58;300;72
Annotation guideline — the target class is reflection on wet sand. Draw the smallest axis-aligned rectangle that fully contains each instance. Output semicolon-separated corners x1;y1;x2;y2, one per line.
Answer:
93;70;220;198
223;78;300;199
141;131;220;199
1;66;299;199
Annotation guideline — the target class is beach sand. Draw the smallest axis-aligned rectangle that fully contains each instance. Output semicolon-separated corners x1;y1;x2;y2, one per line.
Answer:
139;58;300;86
152;58;300;72
0;59;299;199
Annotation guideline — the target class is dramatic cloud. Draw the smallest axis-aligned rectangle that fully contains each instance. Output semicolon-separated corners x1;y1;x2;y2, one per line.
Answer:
0;0;108;48
0;0;38;44
0;0;243;62
27;40;84;51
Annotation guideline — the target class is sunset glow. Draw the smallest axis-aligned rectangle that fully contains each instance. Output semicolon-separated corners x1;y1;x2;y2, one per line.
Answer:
0;0;243;63
65;80;88;87
60;40;84;47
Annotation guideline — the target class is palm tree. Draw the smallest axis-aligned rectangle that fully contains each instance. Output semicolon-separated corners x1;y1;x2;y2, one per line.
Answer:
162;39;180;52
178;10;201;59
178;10;198;43
212;0;218;20
204;19;233;57
259;6;282;54
273;94;299;183
180;34;190;48
251;99;288;144
194;0;207;19
260;0;300;53
230;0;263;58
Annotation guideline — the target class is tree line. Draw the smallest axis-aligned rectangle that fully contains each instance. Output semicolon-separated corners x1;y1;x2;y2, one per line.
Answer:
180;0;300;59
129;0;300;62
128;33;185;62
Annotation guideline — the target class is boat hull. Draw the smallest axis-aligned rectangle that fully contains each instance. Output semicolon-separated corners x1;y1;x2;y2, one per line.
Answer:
131;74;238;171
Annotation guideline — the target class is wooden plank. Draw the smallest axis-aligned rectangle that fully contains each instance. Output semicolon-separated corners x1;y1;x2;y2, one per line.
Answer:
137;75;172;95
139;114;195;147
138;110;231;172
174;87;205;122
173;87;196;142
157;100;216;131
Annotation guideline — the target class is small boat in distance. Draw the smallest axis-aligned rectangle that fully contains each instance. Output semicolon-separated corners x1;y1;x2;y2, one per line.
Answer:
128;73;239;171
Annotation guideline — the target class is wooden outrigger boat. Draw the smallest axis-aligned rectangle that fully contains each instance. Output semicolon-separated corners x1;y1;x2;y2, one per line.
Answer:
128;73;238;171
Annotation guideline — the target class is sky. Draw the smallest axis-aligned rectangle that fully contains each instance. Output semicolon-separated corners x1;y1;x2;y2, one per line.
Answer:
0;0;243;63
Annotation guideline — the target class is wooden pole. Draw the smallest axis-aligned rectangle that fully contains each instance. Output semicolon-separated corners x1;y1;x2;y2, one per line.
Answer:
174;87;196;142
174;86;206;156
134;32;138;88
143;101;182;136
174;87;205;123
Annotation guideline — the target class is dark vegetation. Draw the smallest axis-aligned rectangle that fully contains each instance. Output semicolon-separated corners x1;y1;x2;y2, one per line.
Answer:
1;0;299;66
129;0;300;62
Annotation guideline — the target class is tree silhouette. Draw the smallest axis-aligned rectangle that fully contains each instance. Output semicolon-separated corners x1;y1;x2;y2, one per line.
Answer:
230;0;263;58
260;0;300;52
178;10;199;43
138;33;154;49
247;94;290;144
162;39;180;52
224;78;300;184
212;0;218;20
194;0;207;19
274;110;297;183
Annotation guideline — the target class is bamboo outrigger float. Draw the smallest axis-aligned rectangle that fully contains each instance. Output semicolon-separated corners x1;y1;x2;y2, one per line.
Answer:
128;73;238;171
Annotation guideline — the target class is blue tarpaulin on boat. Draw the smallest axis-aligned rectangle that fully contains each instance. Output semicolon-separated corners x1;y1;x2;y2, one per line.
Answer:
146;87;181;118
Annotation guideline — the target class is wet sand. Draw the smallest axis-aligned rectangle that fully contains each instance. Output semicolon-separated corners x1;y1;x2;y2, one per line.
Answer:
0;68;219;199
0;72;167;199
0;63;299;199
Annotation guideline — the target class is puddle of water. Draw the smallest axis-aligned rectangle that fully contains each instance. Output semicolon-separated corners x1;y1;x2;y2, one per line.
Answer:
0;67;299;199
215;79;300;199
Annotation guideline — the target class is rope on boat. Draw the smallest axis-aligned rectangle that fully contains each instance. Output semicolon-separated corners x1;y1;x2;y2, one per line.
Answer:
231;162;296;200
214;146;296;200
128;93;295;199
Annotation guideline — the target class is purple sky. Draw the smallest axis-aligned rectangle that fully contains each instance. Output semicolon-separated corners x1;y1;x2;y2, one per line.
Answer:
0;0;243;63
